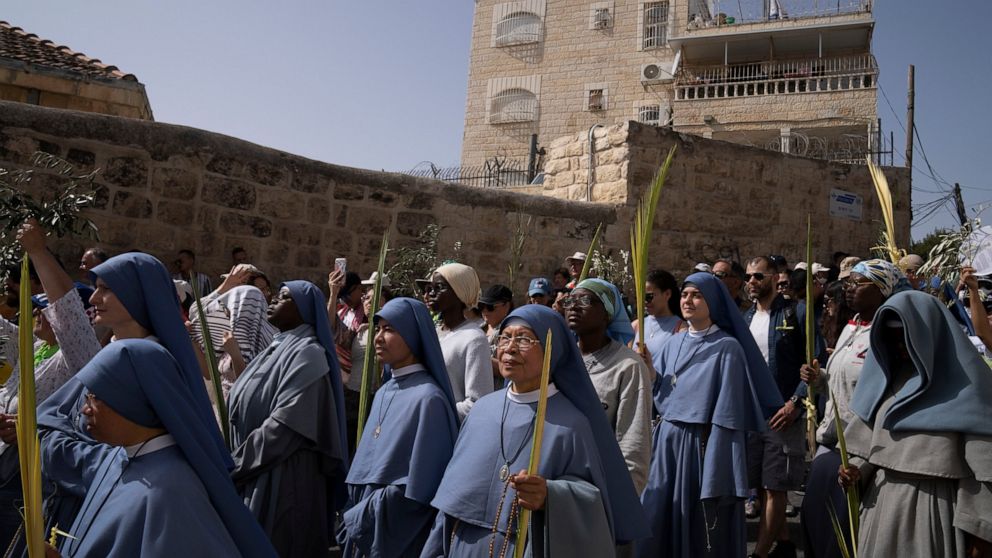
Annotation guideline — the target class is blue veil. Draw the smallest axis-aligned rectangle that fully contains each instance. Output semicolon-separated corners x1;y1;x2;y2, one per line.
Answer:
90;253;229;467
683;272;783;418
283;280;349;465
374;297;457;414
74;339;276;557
499;304;650;543
849;290;992;435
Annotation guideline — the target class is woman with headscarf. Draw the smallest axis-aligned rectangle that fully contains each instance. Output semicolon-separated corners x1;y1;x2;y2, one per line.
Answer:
338;298;459;557
637;272;782;558
838;291;992;557
189;284;277;396
228;280;348;557
799;259;909;558
425;263;493;421
566;278;653;493
37;340;276;557
421;305;650;557
38;251;231;538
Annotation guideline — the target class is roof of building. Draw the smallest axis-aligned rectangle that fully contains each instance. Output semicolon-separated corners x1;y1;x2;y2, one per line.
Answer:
0;20;139;82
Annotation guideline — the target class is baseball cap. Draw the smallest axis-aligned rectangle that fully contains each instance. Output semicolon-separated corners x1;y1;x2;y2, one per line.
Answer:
528;277;553;297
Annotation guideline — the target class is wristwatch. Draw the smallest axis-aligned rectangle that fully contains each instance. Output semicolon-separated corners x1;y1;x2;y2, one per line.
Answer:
789;395;801;406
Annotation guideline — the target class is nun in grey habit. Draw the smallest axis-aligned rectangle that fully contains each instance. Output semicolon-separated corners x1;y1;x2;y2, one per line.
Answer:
843;290;992;557
228;281;349;557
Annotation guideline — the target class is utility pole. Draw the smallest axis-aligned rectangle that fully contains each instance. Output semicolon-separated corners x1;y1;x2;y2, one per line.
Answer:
905;65;915;173
953;183;968;226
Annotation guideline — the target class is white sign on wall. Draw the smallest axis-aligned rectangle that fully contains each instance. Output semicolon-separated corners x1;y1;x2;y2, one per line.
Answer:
829;189;863;221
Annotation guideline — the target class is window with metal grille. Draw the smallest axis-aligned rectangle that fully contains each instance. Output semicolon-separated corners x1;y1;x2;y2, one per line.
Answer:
587;89;606;111
638;104;661;125
643;2;669;49
494;11;543;47
593;8;611;29
489;88;538;123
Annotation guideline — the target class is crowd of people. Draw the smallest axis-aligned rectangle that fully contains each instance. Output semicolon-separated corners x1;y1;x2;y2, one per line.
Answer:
0;220;989;557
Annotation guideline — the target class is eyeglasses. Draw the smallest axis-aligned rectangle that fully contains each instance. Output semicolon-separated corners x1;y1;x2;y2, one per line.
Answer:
712;271;729;279
560;294;596;309
743;272;767;282
496;334;540;351
843;279;875;291
424;282;450;295
644;293;655;303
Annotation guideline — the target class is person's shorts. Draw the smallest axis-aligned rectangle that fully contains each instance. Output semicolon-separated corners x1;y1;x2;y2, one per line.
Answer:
747;419;806;492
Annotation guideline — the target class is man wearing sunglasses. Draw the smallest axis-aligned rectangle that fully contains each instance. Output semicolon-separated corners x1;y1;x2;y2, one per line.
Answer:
743;256;810;558
712;258;751;312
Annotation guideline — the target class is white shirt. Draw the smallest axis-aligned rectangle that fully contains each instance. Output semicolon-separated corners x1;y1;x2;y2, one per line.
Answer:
749;309;771;364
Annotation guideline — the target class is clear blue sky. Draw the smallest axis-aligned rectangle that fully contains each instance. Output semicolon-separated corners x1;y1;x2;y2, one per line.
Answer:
5;1;989;241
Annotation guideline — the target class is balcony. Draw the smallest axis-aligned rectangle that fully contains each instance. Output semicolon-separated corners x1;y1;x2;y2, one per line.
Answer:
675;53;876;101
670;0;873;63
684;0;870;32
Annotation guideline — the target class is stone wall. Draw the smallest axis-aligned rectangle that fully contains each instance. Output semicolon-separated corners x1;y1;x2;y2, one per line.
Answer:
0;101;910;299
461;0;678;168
0;65;152;120
673;88;877;135
537;121;912;271
0;101;611;297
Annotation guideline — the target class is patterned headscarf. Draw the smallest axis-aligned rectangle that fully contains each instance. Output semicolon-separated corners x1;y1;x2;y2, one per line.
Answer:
850;259;912;297
574;278;635;344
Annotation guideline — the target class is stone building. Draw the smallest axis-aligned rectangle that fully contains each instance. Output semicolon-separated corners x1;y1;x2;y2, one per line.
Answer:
0;20;153;120
461;0;877;169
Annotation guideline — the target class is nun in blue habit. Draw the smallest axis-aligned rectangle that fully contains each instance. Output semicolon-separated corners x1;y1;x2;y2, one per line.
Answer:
37;339;276;557
637;272;782;558
842;291;992;557
338;297;459;557
38;253;231;541
228;280;348;557
422;304;650;558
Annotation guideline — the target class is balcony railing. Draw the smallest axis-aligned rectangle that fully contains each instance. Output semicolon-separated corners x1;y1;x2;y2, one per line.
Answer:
686;0;871;30
675;54;876;100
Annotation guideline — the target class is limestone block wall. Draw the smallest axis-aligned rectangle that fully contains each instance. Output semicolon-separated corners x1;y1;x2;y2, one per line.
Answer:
538;121;911;272
0;101;611;296
673;88;877;135
0;66;152;120
461;0;679;168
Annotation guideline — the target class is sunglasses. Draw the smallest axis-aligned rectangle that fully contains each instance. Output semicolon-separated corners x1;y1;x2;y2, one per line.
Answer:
479;301;507;312
843;278;874;290
777;281;790;289
561;294;596;309
743;272;767;282
424;282;450;295
712;271;729;279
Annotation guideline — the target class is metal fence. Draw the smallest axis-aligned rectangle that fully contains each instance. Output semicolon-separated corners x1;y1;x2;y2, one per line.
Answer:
687;0;870;28
405;158;533;189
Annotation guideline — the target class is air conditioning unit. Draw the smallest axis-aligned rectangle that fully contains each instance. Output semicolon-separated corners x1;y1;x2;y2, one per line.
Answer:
641;63;670;83
593;8;611;29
